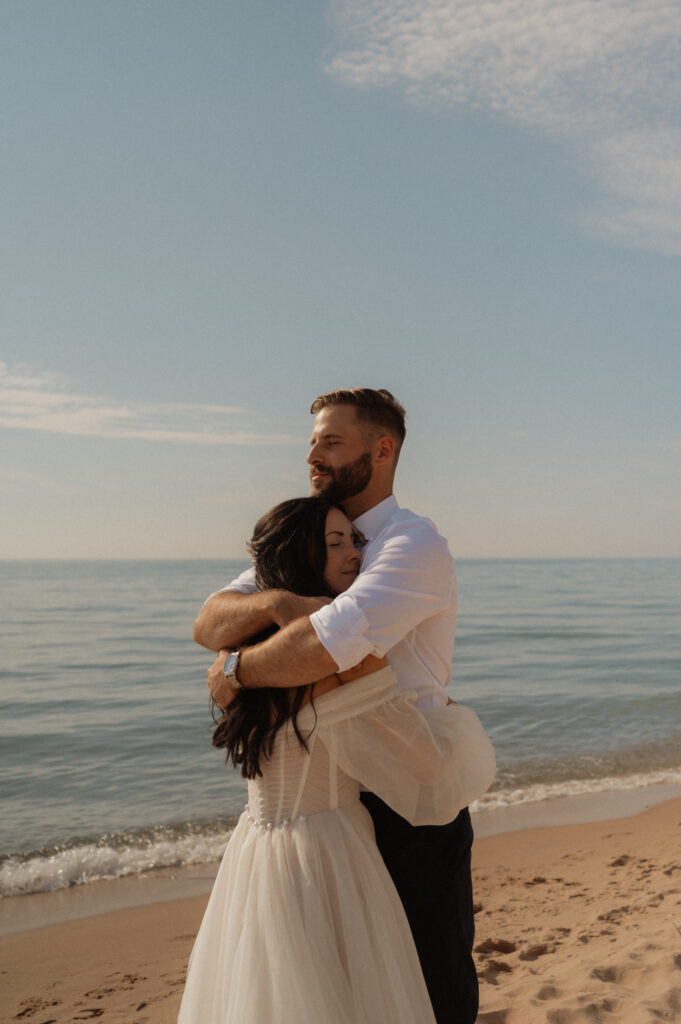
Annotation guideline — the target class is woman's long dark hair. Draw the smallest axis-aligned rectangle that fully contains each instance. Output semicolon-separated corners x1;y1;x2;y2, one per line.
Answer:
212;497;339;779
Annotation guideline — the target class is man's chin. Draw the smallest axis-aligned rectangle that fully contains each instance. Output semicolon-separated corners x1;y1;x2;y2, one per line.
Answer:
310;476;333;496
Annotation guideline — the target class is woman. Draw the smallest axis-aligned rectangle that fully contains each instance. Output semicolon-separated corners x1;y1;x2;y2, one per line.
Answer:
178;497;495;1024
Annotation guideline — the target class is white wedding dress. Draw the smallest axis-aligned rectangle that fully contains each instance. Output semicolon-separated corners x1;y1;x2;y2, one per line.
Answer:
178;667;495;1024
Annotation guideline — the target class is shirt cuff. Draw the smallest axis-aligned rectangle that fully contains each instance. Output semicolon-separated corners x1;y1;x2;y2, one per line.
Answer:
309;593;375;672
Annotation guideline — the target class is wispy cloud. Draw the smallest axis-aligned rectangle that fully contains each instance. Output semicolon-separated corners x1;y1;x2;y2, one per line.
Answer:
0;465;75;491
0;363;298;446
325;0;681;254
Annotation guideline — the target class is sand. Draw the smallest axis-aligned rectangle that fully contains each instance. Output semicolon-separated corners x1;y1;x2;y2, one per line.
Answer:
473;797;681;1023
3;796;680;1024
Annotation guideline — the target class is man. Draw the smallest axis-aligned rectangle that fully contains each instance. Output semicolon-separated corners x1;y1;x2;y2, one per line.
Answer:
194;387;478;1024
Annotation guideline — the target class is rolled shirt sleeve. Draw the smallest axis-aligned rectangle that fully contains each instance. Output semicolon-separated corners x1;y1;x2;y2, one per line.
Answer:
310;520;455;673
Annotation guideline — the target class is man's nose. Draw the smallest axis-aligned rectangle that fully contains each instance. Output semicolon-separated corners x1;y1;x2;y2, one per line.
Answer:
307;445;321;465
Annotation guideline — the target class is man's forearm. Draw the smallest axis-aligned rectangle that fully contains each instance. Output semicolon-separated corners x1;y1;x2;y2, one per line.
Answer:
238;617;338;689
193;591;276;651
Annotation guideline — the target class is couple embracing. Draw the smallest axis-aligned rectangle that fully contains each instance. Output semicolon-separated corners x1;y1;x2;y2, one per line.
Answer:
180;388;495;1023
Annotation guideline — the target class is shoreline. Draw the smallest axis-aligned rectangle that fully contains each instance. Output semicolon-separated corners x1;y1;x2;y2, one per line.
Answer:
3;780;680;939
3;792;680;1024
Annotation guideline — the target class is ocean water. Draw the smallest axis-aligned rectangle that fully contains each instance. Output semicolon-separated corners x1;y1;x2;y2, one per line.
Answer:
1;558;679;897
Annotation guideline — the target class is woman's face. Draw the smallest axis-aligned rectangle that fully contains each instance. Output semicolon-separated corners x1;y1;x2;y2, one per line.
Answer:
323;507;362;594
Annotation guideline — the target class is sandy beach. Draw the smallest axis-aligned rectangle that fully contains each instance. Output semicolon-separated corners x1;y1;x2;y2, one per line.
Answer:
3;795;680;1024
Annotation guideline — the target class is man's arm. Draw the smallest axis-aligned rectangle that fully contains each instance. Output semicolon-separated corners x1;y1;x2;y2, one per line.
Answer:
194;590;331;651
194;590;276;651
207;617;337;708
207;519;454;706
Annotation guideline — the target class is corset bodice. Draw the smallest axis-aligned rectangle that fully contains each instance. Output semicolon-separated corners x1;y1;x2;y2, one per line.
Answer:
246;722;361;826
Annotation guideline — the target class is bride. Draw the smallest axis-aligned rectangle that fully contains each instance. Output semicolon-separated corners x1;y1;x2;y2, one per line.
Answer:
178;497;495;1024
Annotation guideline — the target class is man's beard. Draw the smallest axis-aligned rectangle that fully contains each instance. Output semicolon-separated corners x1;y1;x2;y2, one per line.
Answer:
311;451;373;504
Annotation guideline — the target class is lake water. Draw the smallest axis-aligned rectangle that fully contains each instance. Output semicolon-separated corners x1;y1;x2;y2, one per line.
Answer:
1;558;679;896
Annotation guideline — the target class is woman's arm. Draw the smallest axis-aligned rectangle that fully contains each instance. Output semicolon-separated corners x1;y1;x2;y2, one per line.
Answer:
320;693;496;826
308;654;390;703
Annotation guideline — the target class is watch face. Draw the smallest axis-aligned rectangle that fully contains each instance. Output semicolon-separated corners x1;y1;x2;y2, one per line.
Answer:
224;652;239;677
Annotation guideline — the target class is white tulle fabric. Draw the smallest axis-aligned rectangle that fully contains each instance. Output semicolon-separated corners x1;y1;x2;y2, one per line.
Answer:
178;667;495;1024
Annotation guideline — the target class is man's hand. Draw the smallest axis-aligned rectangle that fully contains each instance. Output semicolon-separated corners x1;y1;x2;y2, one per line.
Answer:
207;649;237;711
205;599;333;710
270;593;331;628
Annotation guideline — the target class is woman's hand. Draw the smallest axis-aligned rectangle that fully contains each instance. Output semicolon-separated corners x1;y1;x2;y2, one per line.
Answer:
337;653;389;685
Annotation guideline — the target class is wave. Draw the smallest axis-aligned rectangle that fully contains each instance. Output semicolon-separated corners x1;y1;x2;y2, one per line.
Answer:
471;765;681;812
4;767;681;898
0;820;237;898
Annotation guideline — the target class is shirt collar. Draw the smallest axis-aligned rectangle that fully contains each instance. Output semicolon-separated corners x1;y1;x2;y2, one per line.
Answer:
352;494;399;541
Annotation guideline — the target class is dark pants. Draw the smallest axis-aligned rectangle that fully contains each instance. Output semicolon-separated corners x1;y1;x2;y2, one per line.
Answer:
360;793;478;1024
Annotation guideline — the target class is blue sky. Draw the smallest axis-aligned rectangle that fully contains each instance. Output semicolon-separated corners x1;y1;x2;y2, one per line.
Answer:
1;1;679;559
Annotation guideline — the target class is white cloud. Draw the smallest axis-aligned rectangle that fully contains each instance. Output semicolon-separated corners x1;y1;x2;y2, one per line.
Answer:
585;130;681;254
326;0;681;253
0;466;73;491
0;363;298;446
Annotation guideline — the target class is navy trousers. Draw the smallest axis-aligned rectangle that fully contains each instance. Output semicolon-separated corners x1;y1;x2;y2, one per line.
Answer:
360;793;478;1024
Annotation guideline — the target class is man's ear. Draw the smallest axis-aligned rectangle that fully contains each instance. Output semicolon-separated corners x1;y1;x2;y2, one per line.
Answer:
374;434;395;465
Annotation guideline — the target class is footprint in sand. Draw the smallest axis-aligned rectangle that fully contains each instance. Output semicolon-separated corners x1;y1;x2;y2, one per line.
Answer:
578;995;620;1017
535;984;561;1001
519;942;553;961
483;960;513;983
14;997;60;1019
597;903;630;923
590;965;618;983
83;986;115;1000
475;938;517;955
608;854;631;867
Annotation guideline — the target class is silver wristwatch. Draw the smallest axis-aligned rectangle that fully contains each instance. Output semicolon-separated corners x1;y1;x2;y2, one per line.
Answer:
223;650;244;689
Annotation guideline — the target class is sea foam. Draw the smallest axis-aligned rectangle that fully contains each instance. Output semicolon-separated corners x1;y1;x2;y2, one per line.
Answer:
471;765;681;812
0;827;234;897
4;766;681;897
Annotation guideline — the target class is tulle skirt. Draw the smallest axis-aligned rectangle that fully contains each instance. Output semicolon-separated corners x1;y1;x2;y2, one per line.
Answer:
178;800;436;1023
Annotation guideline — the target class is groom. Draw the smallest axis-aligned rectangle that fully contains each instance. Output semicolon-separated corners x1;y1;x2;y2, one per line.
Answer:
194;387;478;1024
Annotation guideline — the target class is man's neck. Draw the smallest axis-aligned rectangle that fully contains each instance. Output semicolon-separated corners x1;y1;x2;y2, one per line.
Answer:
342;485;393;521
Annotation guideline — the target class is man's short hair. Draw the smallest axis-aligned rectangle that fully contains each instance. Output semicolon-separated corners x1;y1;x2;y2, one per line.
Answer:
310;388;406;456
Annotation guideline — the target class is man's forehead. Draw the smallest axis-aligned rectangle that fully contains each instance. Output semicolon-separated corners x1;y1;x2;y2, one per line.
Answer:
310;405;361;437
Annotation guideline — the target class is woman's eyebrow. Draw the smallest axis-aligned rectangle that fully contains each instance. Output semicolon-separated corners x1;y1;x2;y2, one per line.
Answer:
325;530;345;538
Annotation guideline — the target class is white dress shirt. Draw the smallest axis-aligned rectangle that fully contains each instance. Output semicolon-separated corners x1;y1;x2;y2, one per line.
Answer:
218;495;457;708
